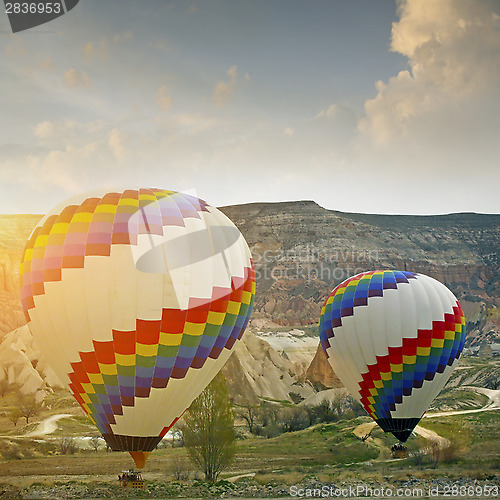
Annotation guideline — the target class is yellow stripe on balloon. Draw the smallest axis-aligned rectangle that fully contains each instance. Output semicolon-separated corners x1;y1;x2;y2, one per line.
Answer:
431;338;444;348
51;222;69;234
23;248;34;261
183;322;205;336
115;353;136;366
118;198;139;207
159;331;182;346
136;343;159;357
226;301;241;315
81;383;95;394
95;204;118;214
99;363;117;376
139;193;156;202
417;346;431;356
391;363;403;373
206;310;225;326
34;235;49;247
88;373;105;385
403;355;416;364
446;329;457;339
72;212;93;223
241;290;253;305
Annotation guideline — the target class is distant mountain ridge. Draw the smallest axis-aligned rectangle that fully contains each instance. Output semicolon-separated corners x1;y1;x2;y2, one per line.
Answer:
0;201;498;388
220;201;499;344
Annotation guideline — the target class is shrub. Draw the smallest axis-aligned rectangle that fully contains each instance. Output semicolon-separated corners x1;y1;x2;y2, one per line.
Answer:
58;437;78;455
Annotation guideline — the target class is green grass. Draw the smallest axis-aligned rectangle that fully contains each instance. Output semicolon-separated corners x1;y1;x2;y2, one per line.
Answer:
51;416;96;436
429;388;489;411
235;419;379;472
421;412;500;447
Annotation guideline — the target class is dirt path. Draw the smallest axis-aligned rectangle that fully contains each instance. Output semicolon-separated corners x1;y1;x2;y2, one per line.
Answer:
24;413;73;437
352;386;500;450
352;421;376;439
413;425;449;446
466;387;500;409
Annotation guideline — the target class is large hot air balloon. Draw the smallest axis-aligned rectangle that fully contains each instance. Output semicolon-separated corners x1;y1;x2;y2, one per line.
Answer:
319;270;466;442
20;188;255;468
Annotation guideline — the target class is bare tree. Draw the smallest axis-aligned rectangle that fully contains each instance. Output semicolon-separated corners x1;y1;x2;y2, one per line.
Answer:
170;426;184;448
0;378;9;398
89;436;101;452
59;437;78;455
8;408;21;427
169;455;190;481
238;402;260;434
183;373;236;482
18;394;42;425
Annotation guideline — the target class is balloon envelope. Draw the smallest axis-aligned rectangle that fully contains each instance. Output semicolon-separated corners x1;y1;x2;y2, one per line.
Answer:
20;188;255;466
319;270;465;441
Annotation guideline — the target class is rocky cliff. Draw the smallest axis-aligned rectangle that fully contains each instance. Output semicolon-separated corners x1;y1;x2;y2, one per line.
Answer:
306;343;342;390
220;201;500;344
0;325;314;403
0;202;498;395
0;215;42;336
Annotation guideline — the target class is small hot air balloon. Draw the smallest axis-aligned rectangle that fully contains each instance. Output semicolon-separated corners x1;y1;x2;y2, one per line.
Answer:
319;270;466;442
20;188;255;468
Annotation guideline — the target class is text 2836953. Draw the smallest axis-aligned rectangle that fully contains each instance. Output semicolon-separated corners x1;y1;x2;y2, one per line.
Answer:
5;2;62;14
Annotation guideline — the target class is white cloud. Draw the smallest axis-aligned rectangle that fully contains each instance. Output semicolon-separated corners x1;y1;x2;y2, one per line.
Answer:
359;0;500;146
356;0;500;189
212;65;241;108
156;85;172;112
34;121;55;139
23;143;97;193
108;129;128;160
63;68;90;88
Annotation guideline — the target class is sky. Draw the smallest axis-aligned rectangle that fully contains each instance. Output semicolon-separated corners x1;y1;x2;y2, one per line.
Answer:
1;0;499;215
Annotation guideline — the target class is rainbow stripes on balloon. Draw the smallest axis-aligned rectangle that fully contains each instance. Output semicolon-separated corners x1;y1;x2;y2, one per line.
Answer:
20;188;255;459
319;270;466;441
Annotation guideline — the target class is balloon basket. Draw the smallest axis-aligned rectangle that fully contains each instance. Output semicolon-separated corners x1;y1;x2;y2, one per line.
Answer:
118;470;145;490
391;442;408;459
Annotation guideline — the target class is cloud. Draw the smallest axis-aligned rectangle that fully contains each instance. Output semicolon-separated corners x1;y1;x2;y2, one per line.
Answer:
63;68;90;88
21;143;97;193
5;35;27;58
34;121;55;139
113;31;134;43
83;39;110;62
314;104;357;127
108;128;127;160
352;0;500;191
156;85;172;111
359;0;500;146
212;65;242;108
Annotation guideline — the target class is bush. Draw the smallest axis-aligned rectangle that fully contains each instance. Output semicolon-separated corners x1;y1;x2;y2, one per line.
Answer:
1;443;22;460
281;407;309;433
441;439;460;463
169;455;190;481
58;437;78;455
